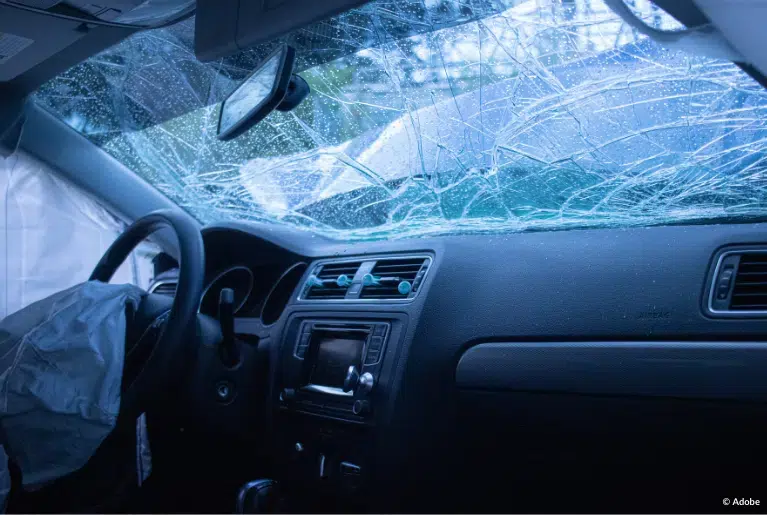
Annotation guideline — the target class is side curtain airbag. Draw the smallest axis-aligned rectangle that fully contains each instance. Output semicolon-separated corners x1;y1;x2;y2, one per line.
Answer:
0;150;151;320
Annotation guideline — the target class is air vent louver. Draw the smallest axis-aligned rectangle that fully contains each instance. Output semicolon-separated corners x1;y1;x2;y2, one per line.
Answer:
730;253;767;310
149;281;177;297
304;261;362;300
360;257;429;300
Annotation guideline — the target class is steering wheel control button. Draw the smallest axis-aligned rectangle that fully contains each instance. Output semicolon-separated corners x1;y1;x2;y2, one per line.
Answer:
215;380;235;403
295;442;304;453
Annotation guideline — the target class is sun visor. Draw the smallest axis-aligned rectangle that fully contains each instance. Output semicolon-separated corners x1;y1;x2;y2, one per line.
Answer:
692;0;767;78
607;0;767;80
603;0;744;62
2;0;194;26
0;6;90;83
194;0;372;61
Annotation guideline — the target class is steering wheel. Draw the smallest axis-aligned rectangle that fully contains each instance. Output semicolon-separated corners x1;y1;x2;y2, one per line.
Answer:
5;209;206;514
89;209;205;417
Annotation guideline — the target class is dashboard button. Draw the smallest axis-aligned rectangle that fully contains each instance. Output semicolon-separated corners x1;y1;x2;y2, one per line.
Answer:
370;336;384;348
373;325;386;336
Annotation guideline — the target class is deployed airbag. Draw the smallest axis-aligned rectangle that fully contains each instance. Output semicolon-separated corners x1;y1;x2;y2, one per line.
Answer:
0;150;154;320
0;281;142;497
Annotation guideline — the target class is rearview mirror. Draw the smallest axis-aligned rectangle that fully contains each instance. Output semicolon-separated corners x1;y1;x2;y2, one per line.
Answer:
217;44;296;141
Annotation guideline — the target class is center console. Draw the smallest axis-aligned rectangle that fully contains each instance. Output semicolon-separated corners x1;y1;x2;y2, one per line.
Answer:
271;313;407;505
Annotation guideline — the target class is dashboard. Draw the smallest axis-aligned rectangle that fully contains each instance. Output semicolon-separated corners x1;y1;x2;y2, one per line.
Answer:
149;220;767;513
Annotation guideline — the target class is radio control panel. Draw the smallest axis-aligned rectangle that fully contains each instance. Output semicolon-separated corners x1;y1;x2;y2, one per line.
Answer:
278;319;394;422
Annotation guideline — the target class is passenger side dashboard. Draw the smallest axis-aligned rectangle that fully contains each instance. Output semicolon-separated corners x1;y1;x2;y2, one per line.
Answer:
152;221;767;513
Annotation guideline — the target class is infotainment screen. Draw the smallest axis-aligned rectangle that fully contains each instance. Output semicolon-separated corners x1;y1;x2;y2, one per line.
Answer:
310;336;364;389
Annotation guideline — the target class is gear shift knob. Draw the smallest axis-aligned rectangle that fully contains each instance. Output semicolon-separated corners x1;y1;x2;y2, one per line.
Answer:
235;479;279;513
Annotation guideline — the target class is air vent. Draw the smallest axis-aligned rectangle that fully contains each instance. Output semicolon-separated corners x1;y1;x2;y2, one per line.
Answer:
730;253;767;310
149;281;177;297
360;257;429;300
303;261;363;300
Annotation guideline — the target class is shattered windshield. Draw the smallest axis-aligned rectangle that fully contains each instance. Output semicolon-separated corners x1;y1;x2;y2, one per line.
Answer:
35;0;767;240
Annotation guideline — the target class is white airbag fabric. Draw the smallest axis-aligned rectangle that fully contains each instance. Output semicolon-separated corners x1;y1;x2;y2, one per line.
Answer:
0;281;142;490
0;150;153;320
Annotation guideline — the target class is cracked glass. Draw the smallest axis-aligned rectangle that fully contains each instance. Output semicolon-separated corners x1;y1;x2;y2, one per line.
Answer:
34;0;767;240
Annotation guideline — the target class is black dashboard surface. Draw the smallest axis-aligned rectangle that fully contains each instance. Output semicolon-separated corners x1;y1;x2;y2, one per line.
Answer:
198;220;767;513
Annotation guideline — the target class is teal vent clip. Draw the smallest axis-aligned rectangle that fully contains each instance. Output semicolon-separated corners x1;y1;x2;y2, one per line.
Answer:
307;274;324;288
336;275;352;287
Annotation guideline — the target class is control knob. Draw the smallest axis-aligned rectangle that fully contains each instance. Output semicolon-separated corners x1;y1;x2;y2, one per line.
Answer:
352;400;370;415
358;372;375;394
280;388;296;402
343;366;360;393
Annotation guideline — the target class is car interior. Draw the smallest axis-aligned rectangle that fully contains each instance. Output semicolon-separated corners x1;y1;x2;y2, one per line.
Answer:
2;0;767;513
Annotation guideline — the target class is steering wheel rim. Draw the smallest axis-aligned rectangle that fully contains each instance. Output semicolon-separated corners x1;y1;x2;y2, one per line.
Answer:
90;208;205;416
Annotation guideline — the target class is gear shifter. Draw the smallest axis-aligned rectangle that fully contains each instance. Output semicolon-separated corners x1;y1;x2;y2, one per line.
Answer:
218;288;239;367
235;479;279;513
